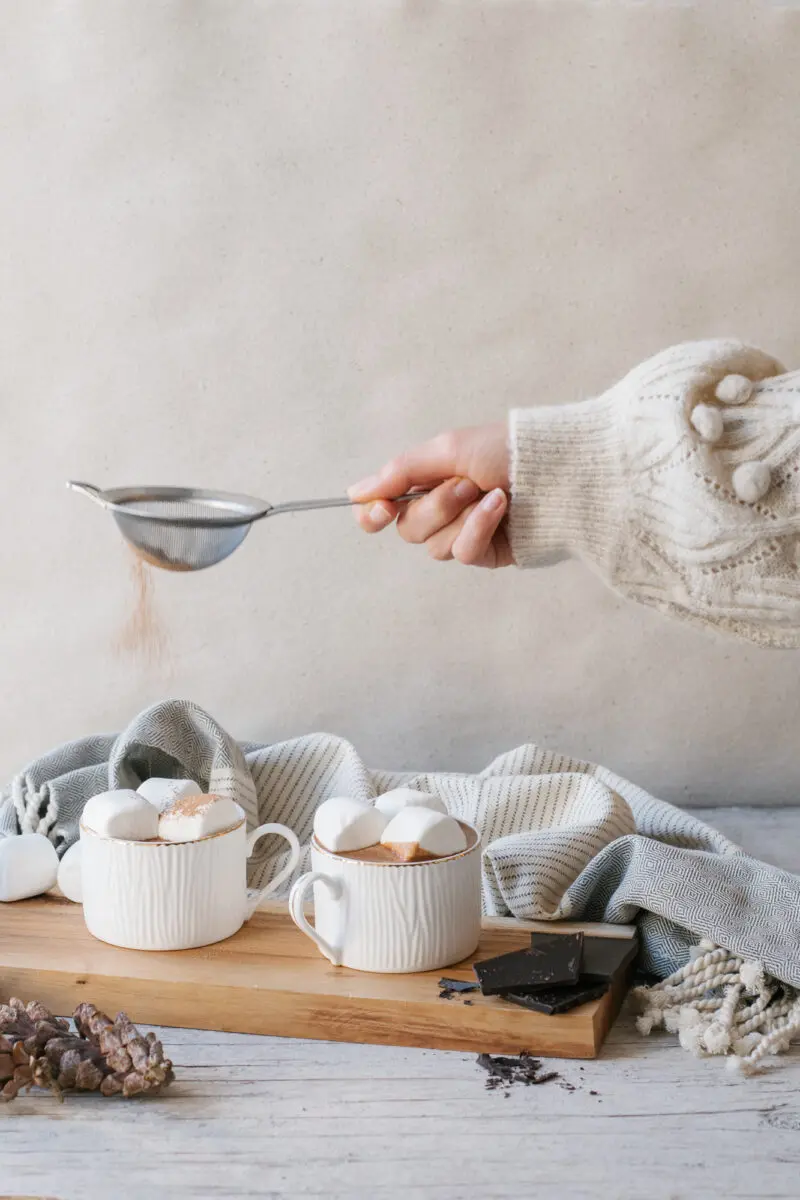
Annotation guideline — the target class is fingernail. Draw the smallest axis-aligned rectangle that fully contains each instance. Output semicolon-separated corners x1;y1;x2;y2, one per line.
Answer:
454;477;479;500
369;502;393;529
348;475;381;500
481;488;506;511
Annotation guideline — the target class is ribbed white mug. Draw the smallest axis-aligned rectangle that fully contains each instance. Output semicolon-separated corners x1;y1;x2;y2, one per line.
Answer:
81;816;301;951
288;824;482;973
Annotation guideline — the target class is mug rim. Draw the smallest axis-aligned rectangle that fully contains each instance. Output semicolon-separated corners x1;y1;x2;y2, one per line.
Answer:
79;816;246;847
311;820;481;867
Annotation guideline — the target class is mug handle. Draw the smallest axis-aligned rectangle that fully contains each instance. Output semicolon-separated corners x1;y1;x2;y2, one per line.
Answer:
288;871;343;965
244;822;302;919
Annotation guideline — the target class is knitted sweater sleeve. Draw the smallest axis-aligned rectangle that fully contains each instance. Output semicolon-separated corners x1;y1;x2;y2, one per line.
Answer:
508;339;800;648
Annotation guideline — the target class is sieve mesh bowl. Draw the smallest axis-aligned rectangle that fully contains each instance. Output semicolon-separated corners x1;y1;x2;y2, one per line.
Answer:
78;486;271;572
113;509;252;572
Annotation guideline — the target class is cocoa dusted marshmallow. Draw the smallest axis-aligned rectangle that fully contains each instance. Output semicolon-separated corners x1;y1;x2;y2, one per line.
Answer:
380;807;467;862
136;777;202;814
158;793;242;843
82;790;159;841
374;788;447;820
313;796;388;853
0;833;59;902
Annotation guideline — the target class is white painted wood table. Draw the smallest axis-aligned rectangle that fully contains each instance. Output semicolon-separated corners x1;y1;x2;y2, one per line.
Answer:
2;808;800;1200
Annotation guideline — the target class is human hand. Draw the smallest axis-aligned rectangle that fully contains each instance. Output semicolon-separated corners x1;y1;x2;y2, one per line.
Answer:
347;422;513;568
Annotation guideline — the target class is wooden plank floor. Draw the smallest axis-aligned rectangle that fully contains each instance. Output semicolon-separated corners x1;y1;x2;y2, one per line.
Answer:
2;806;799;1200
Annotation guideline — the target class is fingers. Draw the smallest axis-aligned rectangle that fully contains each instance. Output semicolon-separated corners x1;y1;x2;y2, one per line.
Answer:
424;502;476;561
351;498;401;533
452;489;509;566
396;477;481;544
348;432;461;502
351;475;480;536
425;488;510;567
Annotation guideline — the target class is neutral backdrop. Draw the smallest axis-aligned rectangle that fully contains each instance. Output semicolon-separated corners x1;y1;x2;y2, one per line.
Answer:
1;1;798;805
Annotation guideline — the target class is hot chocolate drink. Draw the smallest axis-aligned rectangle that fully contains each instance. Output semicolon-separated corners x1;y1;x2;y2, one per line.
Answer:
329;821;477;864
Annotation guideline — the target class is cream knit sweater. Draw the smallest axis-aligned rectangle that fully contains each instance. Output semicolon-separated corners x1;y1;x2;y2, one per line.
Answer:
509;340;800;648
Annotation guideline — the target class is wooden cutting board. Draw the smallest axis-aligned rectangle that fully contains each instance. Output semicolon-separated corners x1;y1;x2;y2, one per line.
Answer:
0;897;633;1058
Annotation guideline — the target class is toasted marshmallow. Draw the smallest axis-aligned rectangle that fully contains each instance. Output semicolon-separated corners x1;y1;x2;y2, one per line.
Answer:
158;794;242;843
313;796;388;853
136;777;202;814
82;790;159;841
380;807;467;861
374;788;447;820
0;833;59;902
57;840;83;903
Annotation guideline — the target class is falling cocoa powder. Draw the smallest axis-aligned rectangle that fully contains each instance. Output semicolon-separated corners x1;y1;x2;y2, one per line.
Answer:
115;551;168;664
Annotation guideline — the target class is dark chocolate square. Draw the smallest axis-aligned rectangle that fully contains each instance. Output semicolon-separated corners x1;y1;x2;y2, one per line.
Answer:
504;981;609;1015
473;932;583;996
578;936;638;983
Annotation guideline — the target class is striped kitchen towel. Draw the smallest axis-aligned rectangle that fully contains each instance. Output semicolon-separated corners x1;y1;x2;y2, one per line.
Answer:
1;699;797;985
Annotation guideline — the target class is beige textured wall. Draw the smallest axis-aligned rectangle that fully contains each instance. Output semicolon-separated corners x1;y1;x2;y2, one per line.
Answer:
1;2;799;804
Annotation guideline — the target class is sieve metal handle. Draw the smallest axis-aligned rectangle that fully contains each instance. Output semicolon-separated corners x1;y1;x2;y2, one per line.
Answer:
67;481;108;508
266;490;432;519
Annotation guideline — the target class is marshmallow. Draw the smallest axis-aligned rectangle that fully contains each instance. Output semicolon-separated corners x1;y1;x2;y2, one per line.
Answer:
158;794;242;843
380;807;467;862
57;840;83;904
0;833;59;902
82;790;159;841
313;796;388;853
374;788;447;820
136;777;202;814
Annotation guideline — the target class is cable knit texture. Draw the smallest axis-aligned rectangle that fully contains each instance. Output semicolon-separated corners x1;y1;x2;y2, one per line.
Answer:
509;340;800;647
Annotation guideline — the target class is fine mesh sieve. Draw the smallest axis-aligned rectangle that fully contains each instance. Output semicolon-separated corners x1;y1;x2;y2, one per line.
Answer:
67;481;429;572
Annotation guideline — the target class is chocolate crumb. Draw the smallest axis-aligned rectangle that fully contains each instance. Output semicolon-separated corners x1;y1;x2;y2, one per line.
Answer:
463;1000;473;1006
476;1052;561;1092
590;1090;599;1096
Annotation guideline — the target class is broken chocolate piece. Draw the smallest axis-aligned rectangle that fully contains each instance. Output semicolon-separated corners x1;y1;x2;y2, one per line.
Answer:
438;978;480;994
503;981;608;1015
474;932;583;996
577;935;638;983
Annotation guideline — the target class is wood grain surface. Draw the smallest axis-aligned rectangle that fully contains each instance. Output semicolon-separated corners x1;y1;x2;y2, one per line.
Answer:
0;898;629;1058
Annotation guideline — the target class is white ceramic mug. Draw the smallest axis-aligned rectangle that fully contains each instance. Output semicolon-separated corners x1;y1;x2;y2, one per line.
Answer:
81;815;301;951
288;824;482;973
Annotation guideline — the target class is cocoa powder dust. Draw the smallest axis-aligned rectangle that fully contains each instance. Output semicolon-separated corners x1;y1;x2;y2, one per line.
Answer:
115;550;168;664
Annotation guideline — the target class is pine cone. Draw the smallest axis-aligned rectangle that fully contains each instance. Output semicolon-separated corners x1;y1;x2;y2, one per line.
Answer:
74;1004;174;1096
43;1034;106;1090
0;997;70;1055
0;1035;61;1102
0;998;174;1102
